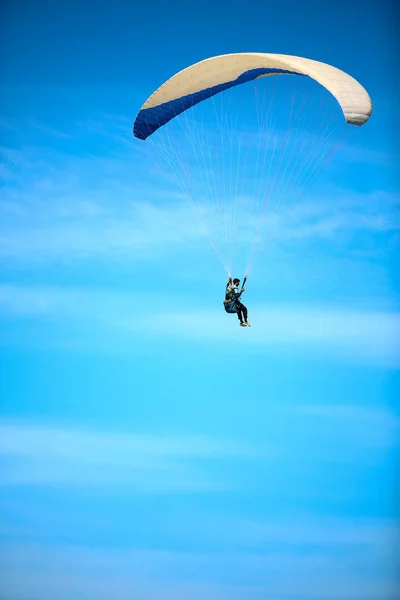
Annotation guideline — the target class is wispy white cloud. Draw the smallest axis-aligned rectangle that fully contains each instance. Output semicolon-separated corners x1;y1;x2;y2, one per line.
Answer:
27;119;73;139
0;198;204;262
338;142;400;169
0;123;398;268
253;402;399;471
121;305;400;367
2;497;396;554
0;284;399;365
215;514;398;549
298;404;400;430
295;404;400;452
80;112;136;147
0;420;258;490
0;539;397;600
270;189;400;240
0;139;207;263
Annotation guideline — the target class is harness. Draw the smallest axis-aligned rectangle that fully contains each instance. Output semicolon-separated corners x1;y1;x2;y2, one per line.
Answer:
223;276;247;314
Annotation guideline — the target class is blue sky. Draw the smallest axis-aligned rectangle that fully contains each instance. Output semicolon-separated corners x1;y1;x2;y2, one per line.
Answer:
0;1;399;599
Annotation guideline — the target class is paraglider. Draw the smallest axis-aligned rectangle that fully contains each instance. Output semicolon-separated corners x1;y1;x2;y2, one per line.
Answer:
224;276;250;327
133;52;372;326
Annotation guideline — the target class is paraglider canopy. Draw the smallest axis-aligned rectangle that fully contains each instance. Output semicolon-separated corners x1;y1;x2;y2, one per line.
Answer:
134;53;372;140
133;53;372;275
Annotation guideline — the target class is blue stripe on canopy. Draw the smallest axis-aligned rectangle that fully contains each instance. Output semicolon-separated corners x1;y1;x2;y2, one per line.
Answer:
134;67;301;140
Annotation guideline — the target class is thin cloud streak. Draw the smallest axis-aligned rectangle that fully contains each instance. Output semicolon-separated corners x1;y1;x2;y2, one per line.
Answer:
0;284;399;365
123;305;400;366
0;420;259;490
0;540;397;600
0;133;397;266
27;119;73;139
